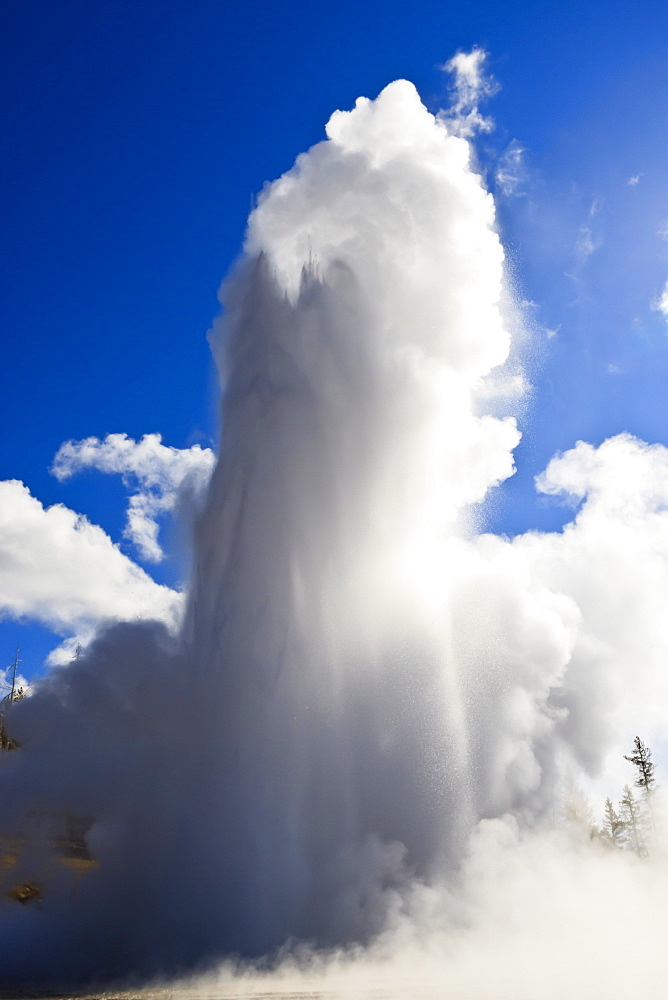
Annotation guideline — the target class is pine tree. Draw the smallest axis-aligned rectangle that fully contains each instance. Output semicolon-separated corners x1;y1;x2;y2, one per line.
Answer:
624;736;656;798
619;784;646;855
603;797;625;847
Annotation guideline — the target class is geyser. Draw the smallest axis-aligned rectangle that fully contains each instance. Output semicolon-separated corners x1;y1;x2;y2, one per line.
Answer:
186;78;523;943
3;70;668;994
1;76;520;982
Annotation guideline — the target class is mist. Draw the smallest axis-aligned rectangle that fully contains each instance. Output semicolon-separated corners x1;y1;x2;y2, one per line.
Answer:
2;67;668;996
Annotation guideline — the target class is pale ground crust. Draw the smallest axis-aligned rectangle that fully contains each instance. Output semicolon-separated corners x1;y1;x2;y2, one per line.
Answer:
0;992;175;1000
0;993;343;1000
0;993;173;1000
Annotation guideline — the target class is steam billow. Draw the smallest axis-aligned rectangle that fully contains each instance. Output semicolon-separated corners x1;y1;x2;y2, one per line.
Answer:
3;79;668;994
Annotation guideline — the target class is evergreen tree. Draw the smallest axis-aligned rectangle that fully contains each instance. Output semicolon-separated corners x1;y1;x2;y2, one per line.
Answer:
603;797;625;847
624;736;656;798
619;784;646;855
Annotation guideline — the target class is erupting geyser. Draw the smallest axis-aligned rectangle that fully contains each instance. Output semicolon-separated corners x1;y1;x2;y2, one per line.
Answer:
4;72;668;994
185;79;521;952
1;77;522;981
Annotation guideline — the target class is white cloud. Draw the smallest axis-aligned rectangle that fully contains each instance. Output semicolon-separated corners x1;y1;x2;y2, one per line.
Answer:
626;174;642;186
0;660;31;699
0;479;182;643
652;280;668;322
496;140;526;196
440;47;498;137
52;433;215;563
574;225;602;264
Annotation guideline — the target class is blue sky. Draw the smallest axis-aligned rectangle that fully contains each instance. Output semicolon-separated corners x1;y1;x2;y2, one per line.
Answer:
2;0;668;678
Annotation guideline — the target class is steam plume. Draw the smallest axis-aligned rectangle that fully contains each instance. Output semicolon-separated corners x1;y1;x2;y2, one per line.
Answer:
2;71;668;994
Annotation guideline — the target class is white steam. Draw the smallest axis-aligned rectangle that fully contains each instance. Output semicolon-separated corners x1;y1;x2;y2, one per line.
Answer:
1;64;667;996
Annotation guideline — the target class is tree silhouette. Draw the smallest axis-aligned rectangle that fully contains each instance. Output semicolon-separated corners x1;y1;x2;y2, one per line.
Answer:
603;797;625;847
619;784;647;855
624;736;656;798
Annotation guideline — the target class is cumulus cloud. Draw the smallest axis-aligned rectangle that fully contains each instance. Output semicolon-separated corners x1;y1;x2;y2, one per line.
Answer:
627;174;642;186
0;479;182;646
52;433;215;562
